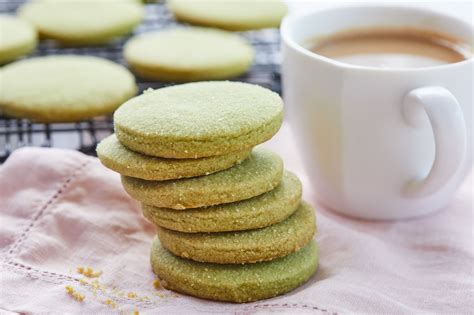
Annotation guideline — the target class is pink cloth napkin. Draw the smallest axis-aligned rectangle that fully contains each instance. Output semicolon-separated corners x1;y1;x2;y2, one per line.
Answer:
0;123;472;314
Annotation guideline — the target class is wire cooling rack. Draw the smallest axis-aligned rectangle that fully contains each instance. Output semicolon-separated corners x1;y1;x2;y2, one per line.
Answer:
0;0;281;163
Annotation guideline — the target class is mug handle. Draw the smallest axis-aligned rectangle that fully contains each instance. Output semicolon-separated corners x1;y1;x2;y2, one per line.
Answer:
402;86;467;197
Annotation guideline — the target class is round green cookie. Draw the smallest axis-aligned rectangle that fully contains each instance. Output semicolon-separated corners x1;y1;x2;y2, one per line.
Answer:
18;0;143;45
97;134;251;180
0;15;37;65
151;237;318;303
156;202;316;264
124;27;254;82
0;55;137;122
121;148;283;209
114;81;283;158
142;171;302;232
168;0;287;31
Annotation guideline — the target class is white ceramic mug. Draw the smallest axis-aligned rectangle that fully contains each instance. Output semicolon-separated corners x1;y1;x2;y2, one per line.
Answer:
281;5;473;219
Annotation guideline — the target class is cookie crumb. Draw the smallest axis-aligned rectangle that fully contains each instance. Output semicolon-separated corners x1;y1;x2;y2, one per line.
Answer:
132;311;140;315
127;292;137;298
90;280;100;290
65;285;85;302
153;279;161;289
77;266;102;278
104;299;117;309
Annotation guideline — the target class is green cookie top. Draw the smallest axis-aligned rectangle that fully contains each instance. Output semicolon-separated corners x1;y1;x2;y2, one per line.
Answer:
97;134;251;180
0;55;137;122
168;0;287;31
121;148;283;209
0;15;37;65
124;27;254;82
114;81;284;158
19;0;144;45
151;238;318;303
157;202;316;264
143;171;302;232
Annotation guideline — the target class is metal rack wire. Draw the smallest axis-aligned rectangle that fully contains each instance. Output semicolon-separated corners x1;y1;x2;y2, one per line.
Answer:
0;1;281;162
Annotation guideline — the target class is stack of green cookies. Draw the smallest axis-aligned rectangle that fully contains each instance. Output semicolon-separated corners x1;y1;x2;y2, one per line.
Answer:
97;81;319;303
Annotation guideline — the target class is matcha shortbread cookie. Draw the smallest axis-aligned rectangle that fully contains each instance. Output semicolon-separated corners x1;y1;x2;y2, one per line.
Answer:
143;171;302;232
0;55;137;122
156;202;316;264
151;237;318;303
122;148;283;209
0;15;37;64
124;27;254;82
114;81;283;158
97;134;251;181
168;0;287;31
19;0;143;45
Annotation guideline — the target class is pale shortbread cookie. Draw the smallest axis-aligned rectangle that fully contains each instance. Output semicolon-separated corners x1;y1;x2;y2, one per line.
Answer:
97;134;251;180
151;237;318;303
19;0;143;45
156;202;316;264
142;171;302;232
114;81;283;158
168;0;287;31
0;15;37;64
121;148;283;209
0;55;137;122
124;27;254;82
